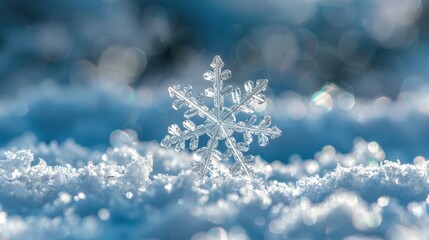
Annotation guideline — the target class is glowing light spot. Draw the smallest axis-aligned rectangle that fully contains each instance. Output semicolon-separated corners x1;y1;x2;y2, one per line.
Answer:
253;100;267;112
59;192;72;204
110;129;139;147
206;227;228;240
352;210;382;230
374;151;385;160
269;219;284;234
378;196;390;207
191;232;207;240
99;46;148;84
408;202;425;217
417;96;429;115
98;208;110;221
229;226;249;240
367;142;380;153
342;156;356;167
304;160;320;175
413;156;426;167
337;92;355;110
165;183;173;193
310;91;333;112
374;96;391;108
78;192;86;200
288;99;306;120
302;212;318;226
125;192;133;199
0;212;7;224
318;145;336;165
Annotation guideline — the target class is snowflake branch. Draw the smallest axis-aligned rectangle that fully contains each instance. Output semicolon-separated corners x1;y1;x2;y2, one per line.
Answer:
161;123;211;147
214;59;223;116
227;79;268;118
221;127;253;178
201;129;220;177
205;55;232;116
168;85;218;123
223;123;281;137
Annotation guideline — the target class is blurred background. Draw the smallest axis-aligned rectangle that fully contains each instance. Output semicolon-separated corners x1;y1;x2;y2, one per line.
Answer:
1;0;429;162
2;0;429;96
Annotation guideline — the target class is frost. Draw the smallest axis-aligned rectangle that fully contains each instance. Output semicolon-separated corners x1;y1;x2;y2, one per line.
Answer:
1;150;34;173
161;56;282;178
0;136;428;239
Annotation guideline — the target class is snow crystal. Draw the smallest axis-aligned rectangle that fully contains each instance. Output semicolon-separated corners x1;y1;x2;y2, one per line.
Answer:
161;55;282;178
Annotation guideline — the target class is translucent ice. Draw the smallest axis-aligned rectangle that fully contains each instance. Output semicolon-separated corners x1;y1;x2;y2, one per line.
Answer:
161;56;282;178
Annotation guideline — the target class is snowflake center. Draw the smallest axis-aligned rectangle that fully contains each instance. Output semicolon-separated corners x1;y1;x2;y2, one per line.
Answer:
205;107;236;140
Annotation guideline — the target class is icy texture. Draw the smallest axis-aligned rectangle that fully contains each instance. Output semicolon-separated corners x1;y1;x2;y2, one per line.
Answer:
161;56;282;178
0;135;429;239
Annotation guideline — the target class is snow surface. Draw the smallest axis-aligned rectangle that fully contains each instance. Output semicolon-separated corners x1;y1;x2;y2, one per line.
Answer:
1;83;429;239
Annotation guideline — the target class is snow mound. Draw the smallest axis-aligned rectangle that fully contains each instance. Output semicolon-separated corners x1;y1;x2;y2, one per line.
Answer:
0;133;428;239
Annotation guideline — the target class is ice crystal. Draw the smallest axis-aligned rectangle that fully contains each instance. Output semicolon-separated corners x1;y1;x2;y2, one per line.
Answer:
161;55;282;178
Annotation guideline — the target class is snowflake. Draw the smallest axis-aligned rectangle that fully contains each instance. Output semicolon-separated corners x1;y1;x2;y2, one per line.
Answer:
161;55;282;178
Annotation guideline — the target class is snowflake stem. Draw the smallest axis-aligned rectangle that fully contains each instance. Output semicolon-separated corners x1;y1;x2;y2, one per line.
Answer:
214;61;222;117
169;86;218;123
223;123;280;136
221;127;253;179
201;129;220;177
162;124;209;146
225;79;268;119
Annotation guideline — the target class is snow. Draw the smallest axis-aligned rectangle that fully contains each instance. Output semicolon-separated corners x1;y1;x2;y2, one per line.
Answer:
1;136;429;239
1;82;429;239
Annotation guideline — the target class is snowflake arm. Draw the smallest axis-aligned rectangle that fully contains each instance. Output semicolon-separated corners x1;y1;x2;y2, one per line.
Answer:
161;120;213;152
224;135;254;178
203;56;233;116
227;79;268;117
168;84;217;122
192;130;221;178
225;115;282;146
